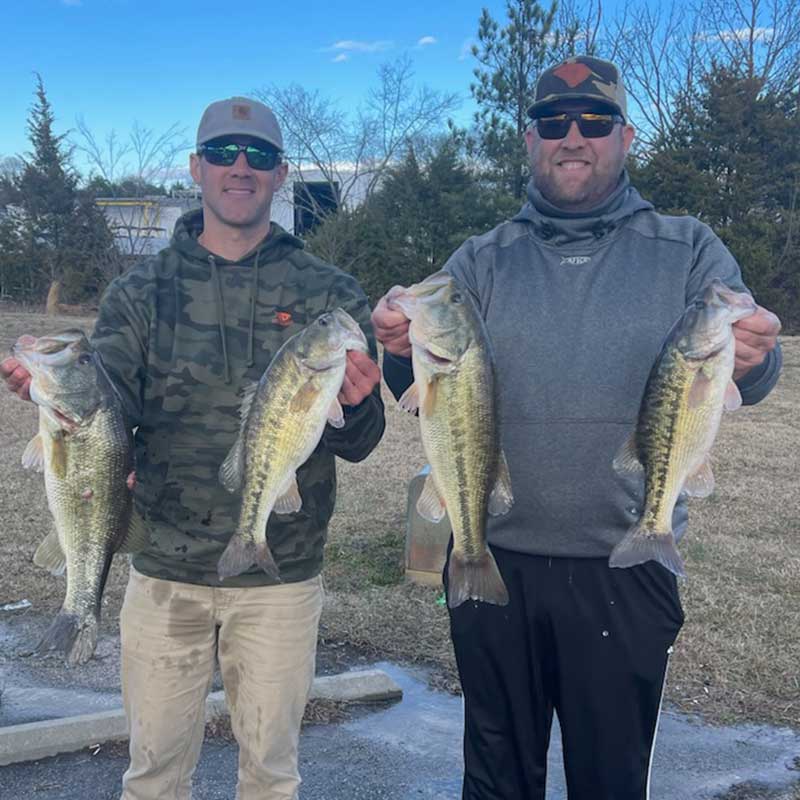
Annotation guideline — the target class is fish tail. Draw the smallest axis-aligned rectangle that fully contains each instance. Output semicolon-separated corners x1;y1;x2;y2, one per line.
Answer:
217;535;257;580
254;541;282;582
609;525;686;577
447;548;509;608
36;611;98;665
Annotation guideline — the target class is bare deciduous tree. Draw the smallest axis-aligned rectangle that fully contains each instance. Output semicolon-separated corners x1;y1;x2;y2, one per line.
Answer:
255;54;459;245
73;119;192;274
555;0;610;58
609;0;704;149
603;0;800;151
73;120;131;186
698;0;800;93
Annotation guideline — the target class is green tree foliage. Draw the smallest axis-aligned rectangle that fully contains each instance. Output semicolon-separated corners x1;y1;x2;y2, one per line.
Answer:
467;0;567;199
307;139;511;303
631;66;800;330
84;175;168;198
0;75;116;303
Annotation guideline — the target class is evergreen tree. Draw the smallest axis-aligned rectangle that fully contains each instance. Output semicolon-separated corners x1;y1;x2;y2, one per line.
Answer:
631;66;800;330
0;75;116;303
467;0;566;199
307;139;508;302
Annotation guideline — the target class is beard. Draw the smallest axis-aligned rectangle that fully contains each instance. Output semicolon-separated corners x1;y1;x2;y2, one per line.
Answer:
533;164;624;212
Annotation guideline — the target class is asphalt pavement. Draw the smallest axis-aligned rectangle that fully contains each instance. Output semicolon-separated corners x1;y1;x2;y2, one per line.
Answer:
1;662;800;799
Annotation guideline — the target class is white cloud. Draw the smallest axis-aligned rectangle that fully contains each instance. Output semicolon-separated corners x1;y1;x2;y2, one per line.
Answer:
328;39;393;54
417;36;437;47
720;26;773;42
458;38;474;61
332;53;349;63
697;26;773;43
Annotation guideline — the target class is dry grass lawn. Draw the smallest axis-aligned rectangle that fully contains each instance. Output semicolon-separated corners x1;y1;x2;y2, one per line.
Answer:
1;310;798;728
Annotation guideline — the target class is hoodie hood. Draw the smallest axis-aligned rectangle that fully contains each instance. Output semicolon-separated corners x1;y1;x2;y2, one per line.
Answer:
169;208;305;384
170;207;304;265
513;171;653;247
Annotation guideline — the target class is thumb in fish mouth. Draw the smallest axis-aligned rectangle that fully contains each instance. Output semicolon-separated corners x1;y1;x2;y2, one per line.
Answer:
15;334;38;349
385;285;411;314
386;290;419;321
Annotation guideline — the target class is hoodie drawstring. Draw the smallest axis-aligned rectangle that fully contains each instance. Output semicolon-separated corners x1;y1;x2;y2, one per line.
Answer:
209;255;232;385
247;249;260;368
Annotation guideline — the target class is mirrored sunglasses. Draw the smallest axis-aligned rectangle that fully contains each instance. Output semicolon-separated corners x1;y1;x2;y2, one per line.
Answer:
533;111;623;140
199;141;282;171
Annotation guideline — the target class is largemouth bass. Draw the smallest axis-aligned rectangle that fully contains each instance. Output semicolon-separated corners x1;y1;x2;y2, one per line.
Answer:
391;272;512;608
609;279;757;576
13;330;146;665
217;308;368;580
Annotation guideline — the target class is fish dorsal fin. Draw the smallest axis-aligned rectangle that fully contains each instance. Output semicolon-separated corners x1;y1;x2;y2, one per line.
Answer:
416;472;446;523
688;369;714;409
724;380;742;411
219;383;258;493
22;434;45;472
118;509;151;553
613;433;644;475
327;397;345;429
683;459;715;498
274;474;302;514
398;382;420;414
488;450;514;516
33;531;66;576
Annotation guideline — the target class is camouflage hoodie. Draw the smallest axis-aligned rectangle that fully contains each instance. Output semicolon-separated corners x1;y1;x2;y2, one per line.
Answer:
91;208;385;586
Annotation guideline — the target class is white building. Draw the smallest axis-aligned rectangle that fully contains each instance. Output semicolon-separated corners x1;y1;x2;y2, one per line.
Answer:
96;166;374;256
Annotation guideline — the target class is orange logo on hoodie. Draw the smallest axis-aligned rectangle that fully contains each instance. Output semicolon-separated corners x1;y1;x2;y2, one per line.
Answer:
274;311;293;327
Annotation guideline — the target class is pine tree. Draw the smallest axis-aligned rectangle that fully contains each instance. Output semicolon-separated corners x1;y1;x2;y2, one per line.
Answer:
468;0;565;199
0;74;115;303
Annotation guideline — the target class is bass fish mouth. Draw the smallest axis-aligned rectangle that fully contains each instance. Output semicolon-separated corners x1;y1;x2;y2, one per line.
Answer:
421;348;454;367
52;408;81;432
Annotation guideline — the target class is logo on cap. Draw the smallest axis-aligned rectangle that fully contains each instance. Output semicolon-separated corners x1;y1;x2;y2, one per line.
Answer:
232;103;252;120
553;62;593;88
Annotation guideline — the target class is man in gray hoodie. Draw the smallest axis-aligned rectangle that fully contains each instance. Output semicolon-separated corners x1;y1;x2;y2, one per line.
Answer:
372;56;781;800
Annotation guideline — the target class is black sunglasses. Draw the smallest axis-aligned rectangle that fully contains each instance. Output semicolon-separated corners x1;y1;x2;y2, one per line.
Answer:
199;141;282;171
533;111;623;140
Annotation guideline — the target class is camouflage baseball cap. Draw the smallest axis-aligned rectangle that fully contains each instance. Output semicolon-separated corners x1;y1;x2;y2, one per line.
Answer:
528;56;628;123
196;97;284;150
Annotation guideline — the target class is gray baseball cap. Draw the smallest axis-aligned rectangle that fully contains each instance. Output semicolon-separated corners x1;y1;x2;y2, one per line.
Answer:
196;97;284;151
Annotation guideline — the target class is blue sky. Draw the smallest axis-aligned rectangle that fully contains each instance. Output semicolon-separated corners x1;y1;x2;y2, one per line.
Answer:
2;0;522;177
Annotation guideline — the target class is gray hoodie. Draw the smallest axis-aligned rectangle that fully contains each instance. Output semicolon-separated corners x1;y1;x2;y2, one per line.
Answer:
384;174;781;558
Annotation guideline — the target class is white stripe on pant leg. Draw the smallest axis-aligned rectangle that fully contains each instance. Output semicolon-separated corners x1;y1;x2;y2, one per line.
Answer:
645;645;673;800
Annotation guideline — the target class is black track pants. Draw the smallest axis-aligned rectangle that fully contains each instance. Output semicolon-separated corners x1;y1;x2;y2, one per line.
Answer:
445;547;684;800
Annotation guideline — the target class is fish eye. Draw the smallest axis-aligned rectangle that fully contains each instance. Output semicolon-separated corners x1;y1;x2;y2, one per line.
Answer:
78;353;93;365
451;292;462;304
318;317;329;327
693;299;706;311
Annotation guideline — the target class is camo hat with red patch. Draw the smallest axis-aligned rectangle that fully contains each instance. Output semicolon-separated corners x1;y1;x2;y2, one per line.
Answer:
527;56;628;122
196;97;284;151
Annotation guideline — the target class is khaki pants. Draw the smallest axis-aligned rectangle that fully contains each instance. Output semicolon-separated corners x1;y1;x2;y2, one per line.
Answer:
119;568;323;800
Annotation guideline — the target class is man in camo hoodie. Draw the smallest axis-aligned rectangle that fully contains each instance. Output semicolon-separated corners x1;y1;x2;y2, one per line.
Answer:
2;97;385;800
